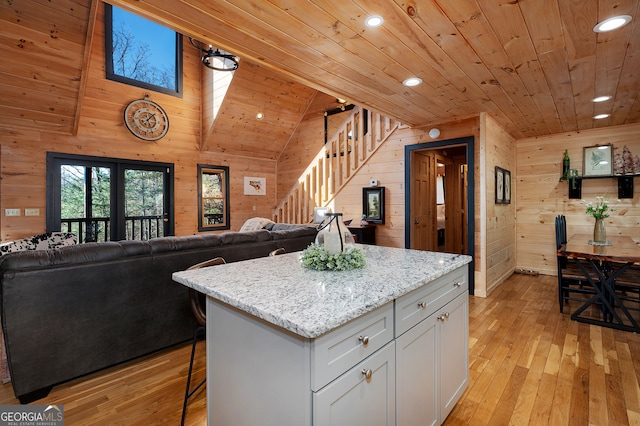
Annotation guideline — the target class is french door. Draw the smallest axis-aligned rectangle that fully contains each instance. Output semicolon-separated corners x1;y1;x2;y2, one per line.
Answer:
46;153;174;242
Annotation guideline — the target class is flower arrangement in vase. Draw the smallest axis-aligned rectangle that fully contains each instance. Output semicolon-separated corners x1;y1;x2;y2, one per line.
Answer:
581;196;616;243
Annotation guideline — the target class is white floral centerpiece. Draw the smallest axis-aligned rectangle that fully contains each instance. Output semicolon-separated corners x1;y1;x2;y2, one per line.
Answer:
581;196;617;243
581;196;615;220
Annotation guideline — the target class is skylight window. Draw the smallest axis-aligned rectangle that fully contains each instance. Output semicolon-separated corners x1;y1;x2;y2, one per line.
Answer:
105;5;183;97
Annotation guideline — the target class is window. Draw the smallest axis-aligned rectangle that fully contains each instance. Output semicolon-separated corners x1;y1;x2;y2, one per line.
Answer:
198;164;230;231
105;4;183;97
47;153;174;242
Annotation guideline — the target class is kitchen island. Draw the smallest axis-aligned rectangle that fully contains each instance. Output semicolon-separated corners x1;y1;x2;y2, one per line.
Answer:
173;245;472;425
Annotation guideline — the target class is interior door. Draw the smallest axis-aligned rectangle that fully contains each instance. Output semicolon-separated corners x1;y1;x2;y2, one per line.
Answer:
411;151;436;250
409;146;468;254
405;138;474;294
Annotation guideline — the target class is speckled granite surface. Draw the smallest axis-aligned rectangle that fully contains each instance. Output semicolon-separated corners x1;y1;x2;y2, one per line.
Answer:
172;245;471;338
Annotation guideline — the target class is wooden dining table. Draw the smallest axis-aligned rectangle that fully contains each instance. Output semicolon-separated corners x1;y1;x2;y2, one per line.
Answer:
558;233;640;332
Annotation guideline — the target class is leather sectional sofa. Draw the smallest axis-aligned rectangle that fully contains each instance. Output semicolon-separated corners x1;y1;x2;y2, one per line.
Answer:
0;224;317;403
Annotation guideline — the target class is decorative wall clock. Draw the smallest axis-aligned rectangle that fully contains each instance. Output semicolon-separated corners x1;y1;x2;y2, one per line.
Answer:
124;94;169;141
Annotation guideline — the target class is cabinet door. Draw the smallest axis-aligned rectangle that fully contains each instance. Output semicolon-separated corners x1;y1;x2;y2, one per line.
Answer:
439;292;469;421
314;342;396;426
396;313;438;426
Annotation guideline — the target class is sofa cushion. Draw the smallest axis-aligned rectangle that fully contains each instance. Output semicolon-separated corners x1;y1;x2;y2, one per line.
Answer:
271;226;318;240
117;240;152;256
269;223;314;231
220;229;271;245
148;235;223;253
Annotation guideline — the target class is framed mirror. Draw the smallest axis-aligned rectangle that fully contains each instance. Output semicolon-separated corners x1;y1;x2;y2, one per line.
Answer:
198;164;230;231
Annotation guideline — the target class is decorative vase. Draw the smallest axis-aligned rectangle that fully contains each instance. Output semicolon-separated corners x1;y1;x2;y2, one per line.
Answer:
593;218;606;243
315;213;355;255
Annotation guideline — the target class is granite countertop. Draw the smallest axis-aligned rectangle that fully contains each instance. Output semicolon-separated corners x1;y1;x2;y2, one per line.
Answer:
172;245;472;339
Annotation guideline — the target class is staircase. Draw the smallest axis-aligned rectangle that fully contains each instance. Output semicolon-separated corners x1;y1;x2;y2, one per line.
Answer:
274;107;398;223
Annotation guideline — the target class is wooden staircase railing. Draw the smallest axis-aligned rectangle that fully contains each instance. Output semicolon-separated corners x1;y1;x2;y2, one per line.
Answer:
274;107;398;223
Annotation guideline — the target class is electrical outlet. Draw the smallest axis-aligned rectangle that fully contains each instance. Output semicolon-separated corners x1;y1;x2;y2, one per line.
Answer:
25;208;40;216
5;209;20;217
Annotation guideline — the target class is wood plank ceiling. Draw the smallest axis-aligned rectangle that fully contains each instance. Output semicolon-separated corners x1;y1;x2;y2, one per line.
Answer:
1;0;639;145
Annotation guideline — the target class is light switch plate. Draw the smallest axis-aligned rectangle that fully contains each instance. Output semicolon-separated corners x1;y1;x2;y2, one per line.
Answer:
25;208;40;216
5;209;20;217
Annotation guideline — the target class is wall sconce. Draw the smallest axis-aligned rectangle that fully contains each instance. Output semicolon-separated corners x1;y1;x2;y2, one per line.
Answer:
429;128;441;139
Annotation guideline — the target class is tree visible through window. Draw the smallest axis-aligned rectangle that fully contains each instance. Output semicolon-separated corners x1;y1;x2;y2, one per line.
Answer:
198;164;230;231
105;4;182;96
47;153;174;242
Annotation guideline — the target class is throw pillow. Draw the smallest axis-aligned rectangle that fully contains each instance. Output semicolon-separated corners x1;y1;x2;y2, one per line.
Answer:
239;217;275;232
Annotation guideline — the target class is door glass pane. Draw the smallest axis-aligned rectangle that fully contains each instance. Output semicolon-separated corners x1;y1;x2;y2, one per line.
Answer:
124;169;165;240
60;165;111;242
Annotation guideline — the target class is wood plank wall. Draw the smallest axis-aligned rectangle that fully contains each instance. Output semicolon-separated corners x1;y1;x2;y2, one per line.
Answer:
329;117;512;295
0;2;277;242
516;122;640;276
480;113;517;296
276;92;333;201
326;113;517;297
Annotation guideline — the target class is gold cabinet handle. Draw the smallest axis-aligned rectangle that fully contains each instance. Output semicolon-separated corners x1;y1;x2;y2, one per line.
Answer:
359;335;369;346
361;369;372;380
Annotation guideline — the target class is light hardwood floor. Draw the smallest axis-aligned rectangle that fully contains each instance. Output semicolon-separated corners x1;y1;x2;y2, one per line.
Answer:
0;273;638;425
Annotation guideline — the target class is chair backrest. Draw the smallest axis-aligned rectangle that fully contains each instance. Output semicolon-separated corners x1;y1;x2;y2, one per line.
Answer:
555;215;567;249
186;257;226;326
269;247;286;256
555;215;570;271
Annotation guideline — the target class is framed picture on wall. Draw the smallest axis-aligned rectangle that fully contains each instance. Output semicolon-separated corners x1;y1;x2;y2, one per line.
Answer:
495;167;504;204
504;169;511;204
362;187;385;224
583;145;613;176
243;176;266;195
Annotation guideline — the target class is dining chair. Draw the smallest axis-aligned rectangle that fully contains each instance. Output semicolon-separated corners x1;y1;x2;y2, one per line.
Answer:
555;215;594;313
611;262;640;308
181;256;226;426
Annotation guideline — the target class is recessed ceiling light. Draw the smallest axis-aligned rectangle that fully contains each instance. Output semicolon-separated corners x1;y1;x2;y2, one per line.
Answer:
403;77;422;87
592;95;612;103
256;112;264;120
593;15;632;32
365;16;383;27
593;113;610;119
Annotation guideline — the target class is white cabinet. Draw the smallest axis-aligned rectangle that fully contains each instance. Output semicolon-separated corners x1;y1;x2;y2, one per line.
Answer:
396;269;468;426
439;293;469;420
396;311;438;426
314;342;396;426
206;266;468;426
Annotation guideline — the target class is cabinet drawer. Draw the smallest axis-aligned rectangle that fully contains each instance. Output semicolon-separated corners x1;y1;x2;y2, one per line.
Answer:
395;267;467;337
311;303;394;391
